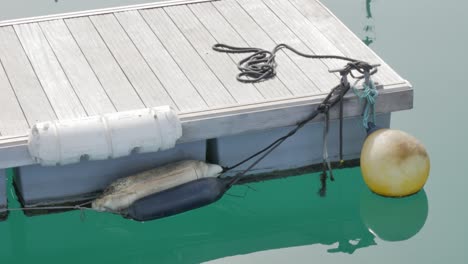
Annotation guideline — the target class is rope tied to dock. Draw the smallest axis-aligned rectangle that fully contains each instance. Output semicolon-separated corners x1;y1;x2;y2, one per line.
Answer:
215;43;379;196
352;76;379;129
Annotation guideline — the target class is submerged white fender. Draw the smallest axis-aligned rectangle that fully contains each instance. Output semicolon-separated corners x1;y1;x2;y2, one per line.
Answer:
92;160;223;212
28;106;181;166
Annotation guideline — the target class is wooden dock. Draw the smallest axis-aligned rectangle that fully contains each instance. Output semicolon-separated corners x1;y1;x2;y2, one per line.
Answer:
0;0;412;208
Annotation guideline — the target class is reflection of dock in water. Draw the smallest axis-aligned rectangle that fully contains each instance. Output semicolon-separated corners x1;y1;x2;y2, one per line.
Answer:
363;0;376;46
0;169;428;262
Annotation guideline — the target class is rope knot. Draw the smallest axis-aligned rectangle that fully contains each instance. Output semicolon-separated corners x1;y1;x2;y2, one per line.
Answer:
318;103;330;113
352;80;378;129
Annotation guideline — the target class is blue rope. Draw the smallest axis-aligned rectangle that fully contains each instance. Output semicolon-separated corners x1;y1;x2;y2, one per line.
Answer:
352;80;378;129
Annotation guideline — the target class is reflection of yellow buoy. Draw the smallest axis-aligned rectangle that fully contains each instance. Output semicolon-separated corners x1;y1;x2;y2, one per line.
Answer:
361;128;430;197
360;188;428;241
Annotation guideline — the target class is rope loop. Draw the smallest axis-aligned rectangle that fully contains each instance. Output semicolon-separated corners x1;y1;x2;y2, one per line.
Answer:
318;103;330;114
212;43;377;83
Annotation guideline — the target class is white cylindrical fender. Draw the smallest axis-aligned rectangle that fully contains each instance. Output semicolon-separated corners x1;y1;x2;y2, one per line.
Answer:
28;106;182;166
92;160;223;212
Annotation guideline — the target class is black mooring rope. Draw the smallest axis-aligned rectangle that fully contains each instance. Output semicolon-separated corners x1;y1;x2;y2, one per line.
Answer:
215;43;378;195
212;43;377;83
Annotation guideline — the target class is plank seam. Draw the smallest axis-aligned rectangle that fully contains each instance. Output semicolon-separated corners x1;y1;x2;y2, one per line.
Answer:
162;7;238;104
137;10;209;108
286;0;347;60
11;26;59;120
187;5;266;100
61;19;119;112
112;12;180;110
84;17;148;108
36;22;90;116
264;0;344;79
0;58;30;129
261;0;341;81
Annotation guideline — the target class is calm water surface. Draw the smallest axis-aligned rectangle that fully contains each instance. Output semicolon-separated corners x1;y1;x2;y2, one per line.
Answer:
1;0;467;263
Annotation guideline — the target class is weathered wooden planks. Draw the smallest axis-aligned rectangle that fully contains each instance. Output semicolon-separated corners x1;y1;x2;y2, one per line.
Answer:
236;0;339;92
0;27;56;124
164;5;264;104
189;2;288;99
39;19;116;115
114;11;207;111
14;23;87;119
65;17;145;111
260;0;345;71
140;8;236;107
89;14;178;110
0;61;29;135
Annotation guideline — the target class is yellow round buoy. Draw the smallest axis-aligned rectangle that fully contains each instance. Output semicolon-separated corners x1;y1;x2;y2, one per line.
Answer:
360;129;430;197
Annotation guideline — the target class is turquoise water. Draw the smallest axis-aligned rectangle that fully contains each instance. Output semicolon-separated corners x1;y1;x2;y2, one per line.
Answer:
4;168;423;263
1;0;468;263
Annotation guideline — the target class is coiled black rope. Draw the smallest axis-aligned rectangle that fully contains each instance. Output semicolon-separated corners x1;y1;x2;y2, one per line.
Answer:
215;43;378;195
212;43;377;83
